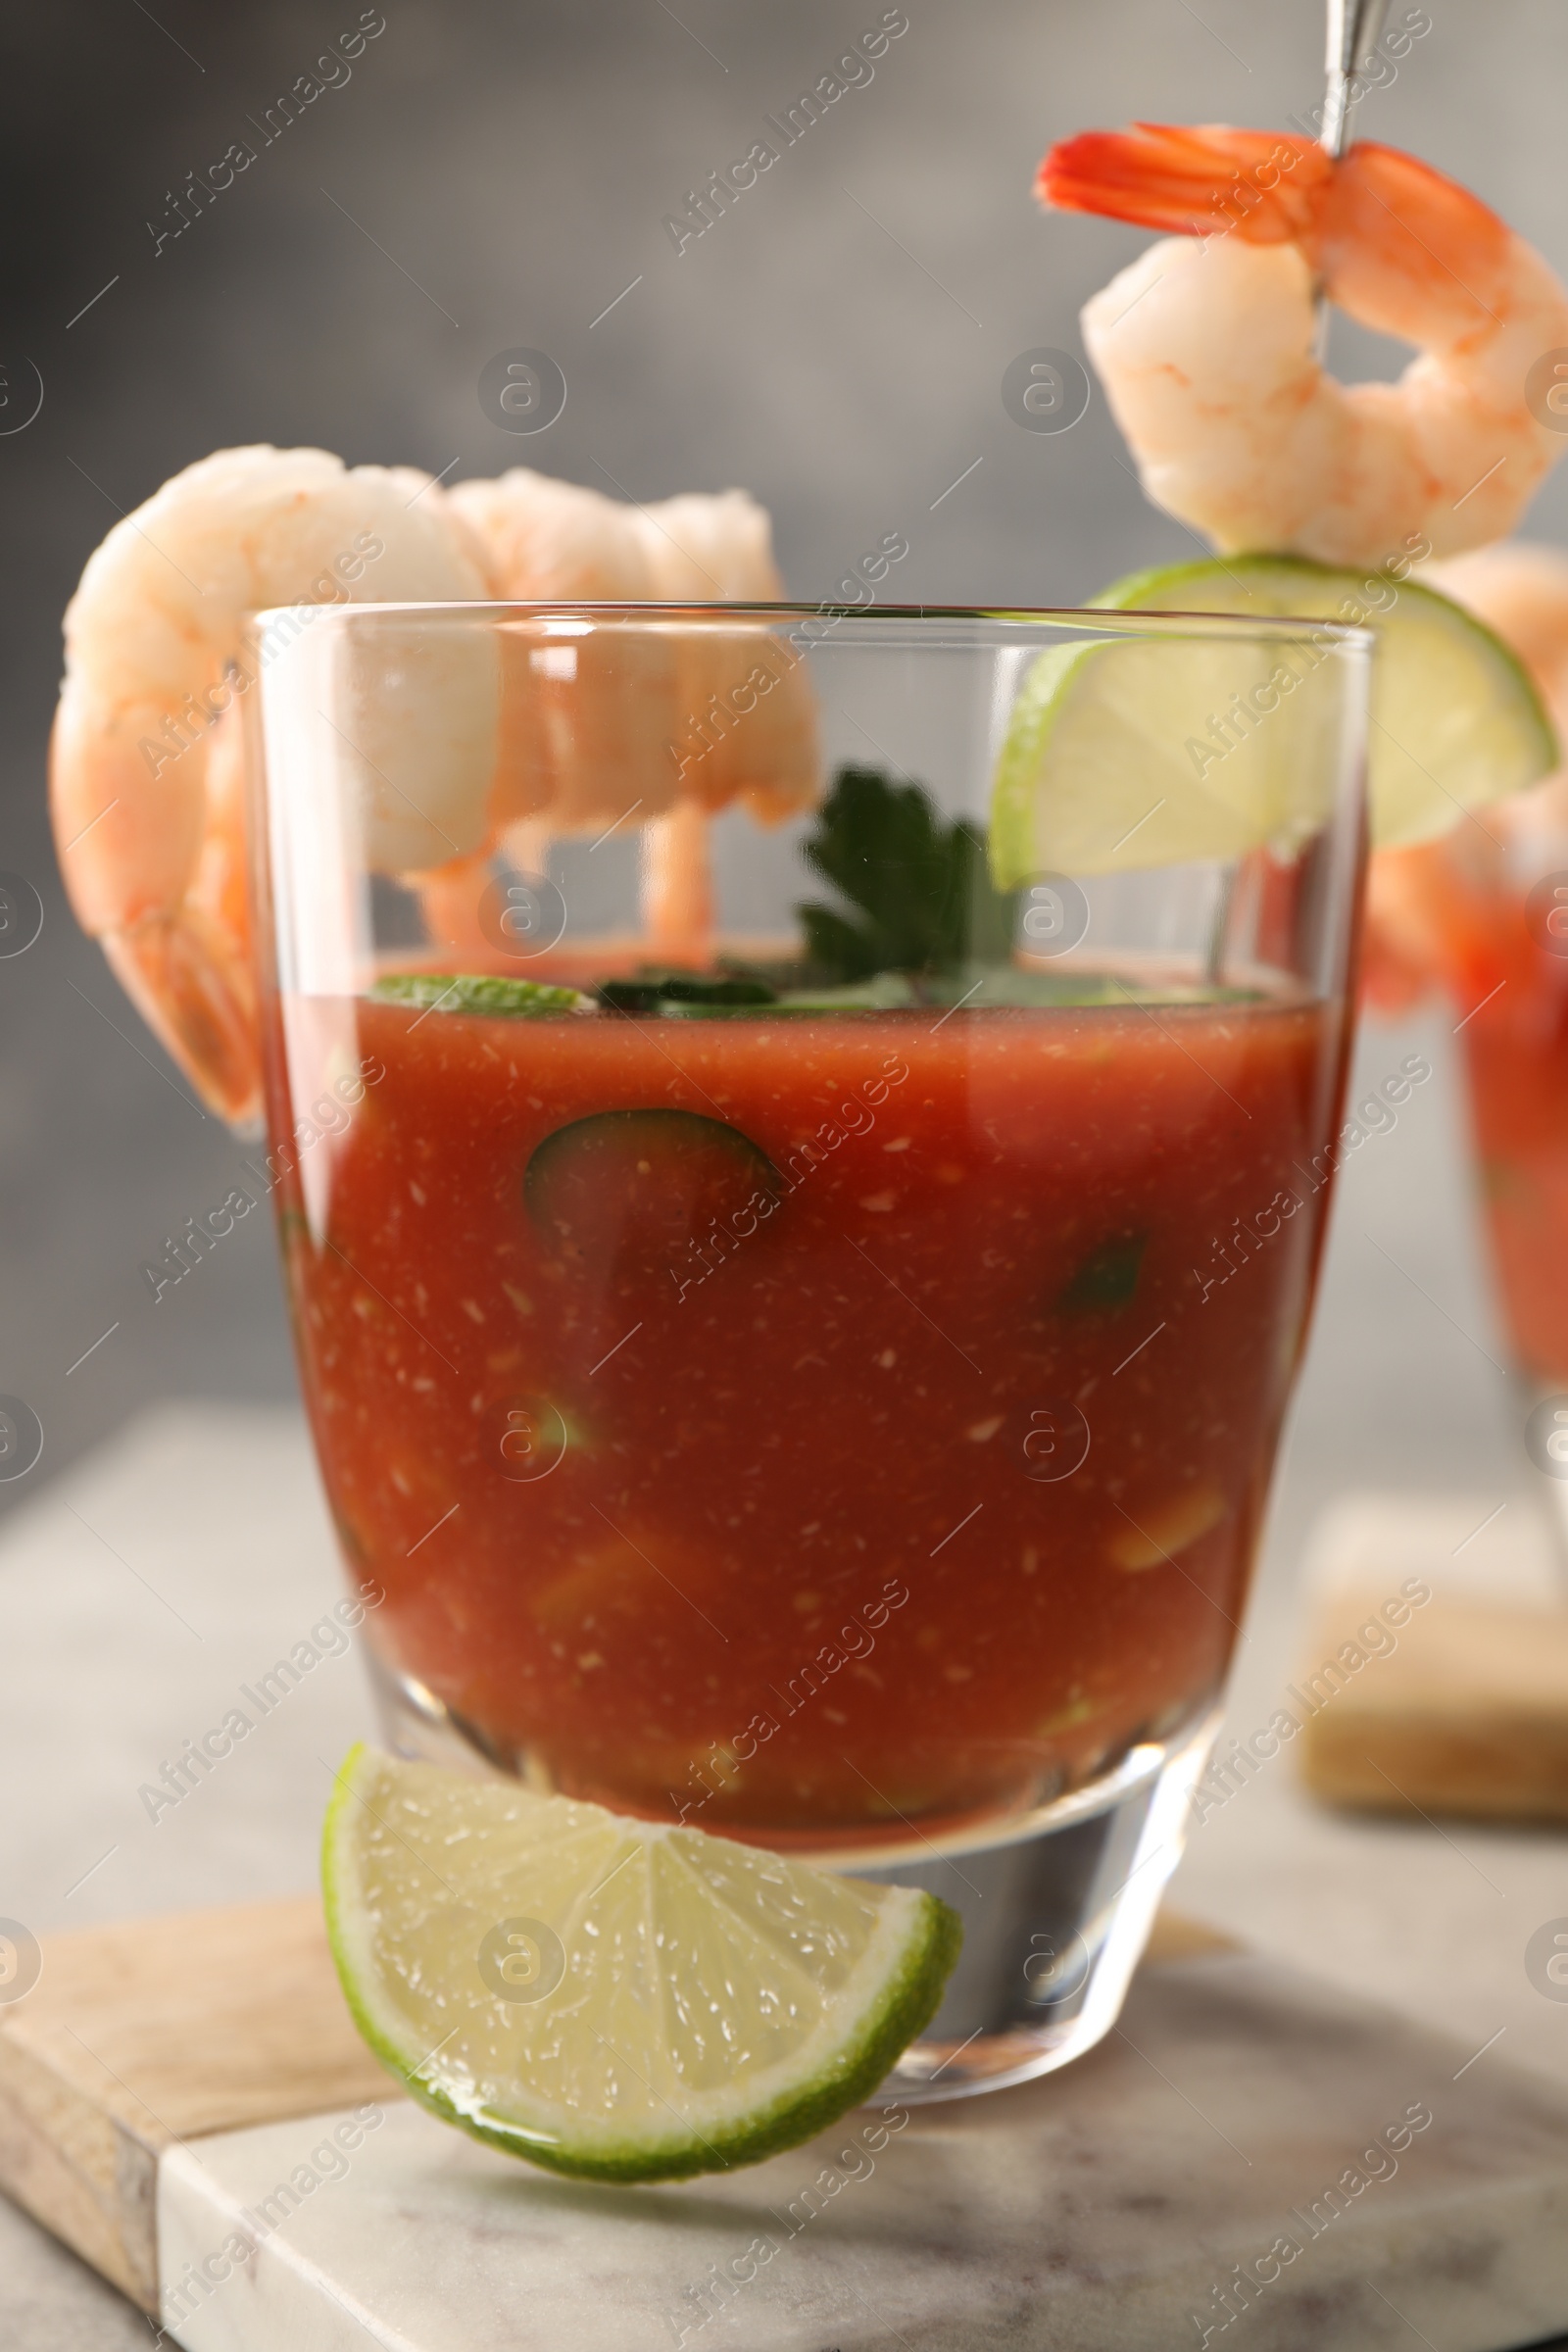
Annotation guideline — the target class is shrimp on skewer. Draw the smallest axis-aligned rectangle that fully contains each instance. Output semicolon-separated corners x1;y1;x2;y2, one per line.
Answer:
1038;125;1568;567
52;445;493;1122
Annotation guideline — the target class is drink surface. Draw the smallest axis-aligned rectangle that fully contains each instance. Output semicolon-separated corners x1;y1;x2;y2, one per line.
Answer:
271;987;1342;1849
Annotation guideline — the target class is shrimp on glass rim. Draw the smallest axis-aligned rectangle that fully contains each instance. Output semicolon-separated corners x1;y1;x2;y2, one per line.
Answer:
52;450;821;1121
1037;125;1568;567
444;467;817;965
51;445;493;1123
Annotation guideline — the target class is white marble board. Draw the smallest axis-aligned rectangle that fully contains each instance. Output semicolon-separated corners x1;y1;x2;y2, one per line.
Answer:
157;1948;1568;2352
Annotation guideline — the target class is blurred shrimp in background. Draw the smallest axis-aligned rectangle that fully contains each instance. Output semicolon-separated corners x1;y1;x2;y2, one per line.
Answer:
1365;541;1568;1389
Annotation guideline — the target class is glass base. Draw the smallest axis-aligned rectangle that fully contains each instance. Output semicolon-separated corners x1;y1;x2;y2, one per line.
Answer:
366;1652;1219;2103
850;1708;1219;2101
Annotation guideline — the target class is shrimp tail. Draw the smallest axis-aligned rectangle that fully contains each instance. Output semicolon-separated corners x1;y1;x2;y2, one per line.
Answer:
1039;123;1329;244
103;912;260;1123
1040;125;1513;302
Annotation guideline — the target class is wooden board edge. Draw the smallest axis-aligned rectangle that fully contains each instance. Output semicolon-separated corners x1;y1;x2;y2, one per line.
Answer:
1300;1716;1568;1823
0;2025;160;2311
1144;1909;1238;1963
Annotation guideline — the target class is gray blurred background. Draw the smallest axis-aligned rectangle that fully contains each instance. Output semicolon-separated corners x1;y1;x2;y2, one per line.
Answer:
3;0;1568;1513
10;16;1568;2331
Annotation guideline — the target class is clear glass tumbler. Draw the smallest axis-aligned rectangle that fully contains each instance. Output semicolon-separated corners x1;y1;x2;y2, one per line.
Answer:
248;601;1369;2097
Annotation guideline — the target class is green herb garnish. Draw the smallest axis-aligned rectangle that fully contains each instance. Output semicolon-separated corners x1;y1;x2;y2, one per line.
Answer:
797;767;1017;985
371;974;591;1017
597;973;778;1014
1055;1234;1147;1313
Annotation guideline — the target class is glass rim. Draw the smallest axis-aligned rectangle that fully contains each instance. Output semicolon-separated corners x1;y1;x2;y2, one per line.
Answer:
245;597;1376;652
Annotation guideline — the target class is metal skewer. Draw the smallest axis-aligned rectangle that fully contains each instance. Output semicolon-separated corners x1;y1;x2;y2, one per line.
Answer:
1320;0;1390;161
1214;4;1393;986
1313;0;1390;354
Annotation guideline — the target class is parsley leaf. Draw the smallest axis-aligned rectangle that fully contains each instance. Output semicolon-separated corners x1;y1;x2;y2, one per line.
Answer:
597;973;777;1012
797;766;1016;984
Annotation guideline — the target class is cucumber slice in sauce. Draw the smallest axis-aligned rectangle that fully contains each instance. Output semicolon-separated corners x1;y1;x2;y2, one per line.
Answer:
371;974;591;1017
525;1110;783;1280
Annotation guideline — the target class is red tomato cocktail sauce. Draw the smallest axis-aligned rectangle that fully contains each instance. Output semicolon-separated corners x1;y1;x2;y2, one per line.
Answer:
274;991;1341;1849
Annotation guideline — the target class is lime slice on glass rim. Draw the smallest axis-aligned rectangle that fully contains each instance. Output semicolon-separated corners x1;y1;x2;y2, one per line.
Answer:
990;552;1556;888
322;1745;961;2183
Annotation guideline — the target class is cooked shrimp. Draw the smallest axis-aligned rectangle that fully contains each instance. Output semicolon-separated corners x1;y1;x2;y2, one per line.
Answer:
1433;541;1568;738
52;445;493;1121
448;467;817;964
1365;540;1568;1009
56;449;818;1113
1038;126;1568;567
451;468;669;846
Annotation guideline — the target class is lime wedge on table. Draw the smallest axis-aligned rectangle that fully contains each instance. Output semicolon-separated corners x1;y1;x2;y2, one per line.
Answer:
990;553;1556;888
322;1745;961;2183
